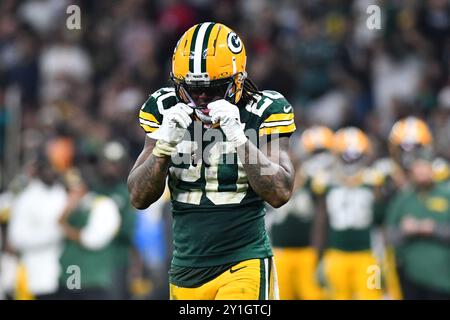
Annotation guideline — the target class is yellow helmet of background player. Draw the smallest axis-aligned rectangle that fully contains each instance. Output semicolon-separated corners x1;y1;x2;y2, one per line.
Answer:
333;127;371;177
300;126;336;178
388;116;433;169
300;126;335;154
333;127;371;161
389;116;432;148
171;22;247;110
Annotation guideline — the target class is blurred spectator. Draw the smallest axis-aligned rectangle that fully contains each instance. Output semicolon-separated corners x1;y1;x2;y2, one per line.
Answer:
7;152;67;299
431;83;450;159
18;0;69;38
57;166;120;300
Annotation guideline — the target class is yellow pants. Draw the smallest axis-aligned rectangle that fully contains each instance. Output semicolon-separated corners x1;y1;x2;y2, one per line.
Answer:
323;249;383;300
169;258;278;300
15;263;34;300
274;247;325;300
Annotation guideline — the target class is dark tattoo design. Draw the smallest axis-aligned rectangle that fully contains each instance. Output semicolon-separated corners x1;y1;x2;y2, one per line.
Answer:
237;137;294;208
127;138;171;209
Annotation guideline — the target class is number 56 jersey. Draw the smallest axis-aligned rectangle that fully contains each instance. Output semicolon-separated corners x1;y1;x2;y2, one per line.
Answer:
138;87;296;268
313;169;385;252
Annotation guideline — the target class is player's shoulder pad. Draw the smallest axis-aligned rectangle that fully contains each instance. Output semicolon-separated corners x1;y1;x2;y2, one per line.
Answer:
372;158;396;179
247;90;295;137
138;87;177;133
432;157;450;183
362;167;386;187
310;170;333;196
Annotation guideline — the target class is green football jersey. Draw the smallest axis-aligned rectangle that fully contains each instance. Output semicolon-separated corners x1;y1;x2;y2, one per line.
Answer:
386;184;450;294
269;183;315;248
138;87;296;268
319;169;383;252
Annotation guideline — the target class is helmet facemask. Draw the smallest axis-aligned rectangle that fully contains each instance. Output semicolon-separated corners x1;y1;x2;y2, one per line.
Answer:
171;72;246;128
395;143;434;171
338;150;368;176
171;23;248;128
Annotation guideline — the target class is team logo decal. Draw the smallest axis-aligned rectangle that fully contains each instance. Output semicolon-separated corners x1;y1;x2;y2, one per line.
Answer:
227;32;242;53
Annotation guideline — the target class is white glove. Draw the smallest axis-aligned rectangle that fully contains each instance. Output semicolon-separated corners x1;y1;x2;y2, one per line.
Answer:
209;99;247;147
149;103;193;157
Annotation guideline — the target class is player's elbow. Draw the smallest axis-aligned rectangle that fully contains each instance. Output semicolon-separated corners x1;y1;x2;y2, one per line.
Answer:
267;189;292;208
130;197;150;210
128;184;151;210
129;184;164;210
128;177;166;210
129;191;148;209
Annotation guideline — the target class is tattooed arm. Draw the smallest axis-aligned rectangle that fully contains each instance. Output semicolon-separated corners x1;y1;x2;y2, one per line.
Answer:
127;137;171;209
237;136;295;208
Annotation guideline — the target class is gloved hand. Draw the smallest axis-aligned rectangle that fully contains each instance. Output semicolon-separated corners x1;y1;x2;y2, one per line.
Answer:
208;99;247;147
149;103;193;157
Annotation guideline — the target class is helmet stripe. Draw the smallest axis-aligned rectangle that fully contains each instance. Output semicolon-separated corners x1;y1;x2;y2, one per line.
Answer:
188;24;201;73
201;23;215;73
193;22;212;74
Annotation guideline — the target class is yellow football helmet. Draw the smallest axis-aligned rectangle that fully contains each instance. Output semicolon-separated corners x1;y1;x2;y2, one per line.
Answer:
332;127;372;176
333;127;371;165
300;126;335;154
389;116;432;148
171;22;247;124
388;116;433;169
300;126;336;177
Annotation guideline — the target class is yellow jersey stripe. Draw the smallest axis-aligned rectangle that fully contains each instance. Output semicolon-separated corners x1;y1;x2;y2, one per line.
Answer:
259;123;296;136
139;111;159;124
260;119;294;128
140;124;158;133
264;113;294;123
139;118;160;128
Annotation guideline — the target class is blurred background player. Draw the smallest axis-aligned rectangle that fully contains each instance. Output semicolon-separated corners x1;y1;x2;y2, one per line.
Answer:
386;161;450;299
385;117;450;299
268;126;334;300
388;117;434;189
315;127;384;300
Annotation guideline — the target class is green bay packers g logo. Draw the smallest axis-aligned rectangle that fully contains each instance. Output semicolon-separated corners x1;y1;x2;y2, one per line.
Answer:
227;32;242;53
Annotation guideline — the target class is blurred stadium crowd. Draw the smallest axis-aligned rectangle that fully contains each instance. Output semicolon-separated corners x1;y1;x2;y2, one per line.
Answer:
0;0;449;299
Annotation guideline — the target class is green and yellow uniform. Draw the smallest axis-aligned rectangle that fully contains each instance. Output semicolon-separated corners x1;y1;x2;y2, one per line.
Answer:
139;88;295;299
373;157;450;299
386;184;450;295
318;170;384;300
269;177;324;300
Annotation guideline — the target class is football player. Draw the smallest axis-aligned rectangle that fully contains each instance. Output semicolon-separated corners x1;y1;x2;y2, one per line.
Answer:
384;117;450;299
388;116;434;188
315;127;384;300
385;119;450;299
268;126;334;300
127;23;296;300
366;117;437;300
